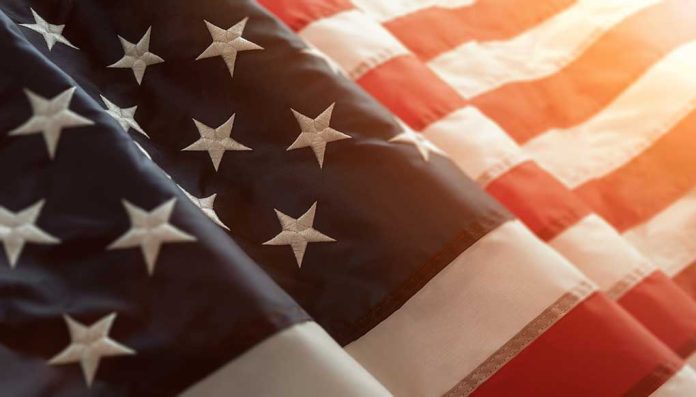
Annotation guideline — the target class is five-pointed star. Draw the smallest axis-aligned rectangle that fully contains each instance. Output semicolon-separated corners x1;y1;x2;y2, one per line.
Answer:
10;87;93;159
108;198;195;275
182;114;251;171
179;187;229;230
20;8;78;51
0;200;59;268
390;125;445;162
108;27;164;85
288;103;351;168
100;95;148;138
263;202;335;267
49;313;135;387
196;18;263;78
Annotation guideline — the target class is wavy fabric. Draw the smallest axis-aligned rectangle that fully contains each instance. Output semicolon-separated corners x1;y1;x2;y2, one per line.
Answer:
259;0;696;394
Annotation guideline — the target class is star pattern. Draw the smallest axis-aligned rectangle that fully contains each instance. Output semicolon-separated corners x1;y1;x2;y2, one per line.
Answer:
288;103;351;168
389;125;445;162
20;8;78;51
196;18;263;78
100;95;148;138
108;27;164;84
182;114;251;171
0;200;60;268
48;313;135;387
10;87;93;159
263;202;335;267
108;198;196;275
180;187;230;230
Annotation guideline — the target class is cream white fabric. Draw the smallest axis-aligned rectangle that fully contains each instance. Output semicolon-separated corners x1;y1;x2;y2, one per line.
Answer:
422;106;527;184
624;186;696;276
525;40;696;188
299;10;409;79
346;221;594;396
550;214;654;296
651;366;696;397
182;321;391;397
350;0;475;22
428;0;658;99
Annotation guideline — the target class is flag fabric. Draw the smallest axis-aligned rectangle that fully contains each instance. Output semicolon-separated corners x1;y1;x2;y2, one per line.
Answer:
380;0;696;355
343;0;696;300
396;0;696;297
0;2;392;395
259;0;696;366
1;0;696;396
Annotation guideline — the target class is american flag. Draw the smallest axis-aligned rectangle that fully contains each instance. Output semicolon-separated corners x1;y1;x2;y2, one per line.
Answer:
1;0;696;396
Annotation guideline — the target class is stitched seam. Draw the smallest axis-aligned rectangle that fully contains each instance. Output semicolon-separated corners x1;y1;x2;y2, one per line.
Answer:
606;267;655;300
622;361;684;397
444;280;596;396
476;151;528;187
348;47;409;80
340;210;509;344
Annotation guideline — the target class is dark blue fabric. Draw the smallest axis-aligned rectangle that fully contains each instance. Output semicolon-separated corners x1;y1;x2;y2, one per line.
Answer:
0;7;309;396
0;0;512;394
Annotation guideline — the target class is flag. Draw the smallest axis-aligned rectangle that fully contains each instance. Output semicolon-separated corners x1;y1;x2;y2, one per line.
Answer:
1;0;695;396
259;0;696;393
364;0;696;299
0;2;395;396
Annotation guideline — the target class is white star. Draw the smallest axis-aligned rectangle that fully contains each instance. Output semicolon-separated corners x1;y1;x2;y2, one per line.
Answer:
108;27;164;85
48;313;135;387
179;187;229;230
196;18;263;78
301;45;346;76
0;200;59;268
390;124;445;162
9;87;93;159
108;198;195;275
100;95;148;138
288;103;351;168
182;114;251;171
263;202;335;267
19;8;78;51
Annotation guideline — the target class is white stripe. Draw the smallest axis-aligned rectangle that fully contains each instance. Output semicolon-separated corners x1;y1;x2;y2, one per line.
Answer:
549;214;654;297
623;186;696;277
422;106;527;184
525;41;696;188
298;9;409;80
350;0;475;22
689;351;696;369
428;0;658;99
182;321;391;397
650;366;696;397
346;221;594;396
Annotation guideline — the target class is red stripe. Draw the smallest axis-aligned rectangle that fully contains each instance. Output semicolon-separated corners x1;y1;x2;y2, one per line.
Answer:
356;55;466;130
574;110;696;232
257;0;353;32
619;271;696;358
485;161;590;241
384;0;574;61
473;293;683;396
675;261;696;302
473;0;696;143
